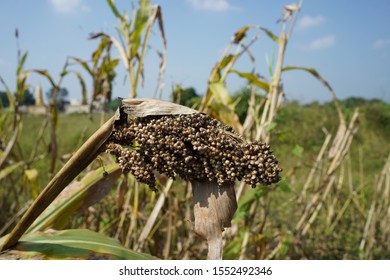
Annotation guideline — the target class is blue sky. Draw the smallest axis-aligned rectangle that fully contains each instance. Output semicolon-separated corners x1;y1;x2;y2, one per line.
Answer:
1;0;389;103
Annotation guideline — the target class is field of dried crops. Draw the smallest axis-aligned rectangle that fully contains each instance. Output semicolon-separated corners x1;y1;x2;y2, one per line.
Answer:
1;0;389;260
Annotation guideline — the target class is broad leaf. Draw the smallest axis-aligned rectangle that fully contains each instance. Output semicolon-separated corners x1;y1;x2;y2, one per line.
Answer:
106;0;124;21
32;70;56;88
260;27;279;43
130;0;151;57
282;65;333;91
92;36;110;69
17;51;28;76
0;76;15;110
1;229;157;260
234;187;265;223
70;71;88;105
28;165;122;233
230;69;270;92
71;57;93;76
209;82;233;107
232;25;254;44
278;180;291;193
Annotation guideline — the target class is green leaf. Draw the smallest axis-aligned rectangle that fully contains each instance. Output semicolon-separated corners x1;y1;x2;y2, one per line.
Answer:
277;232;293;259
282;65;333;92
50;105;58;129
130;0;151;57
292;144;304;157
259;27;279;43
32;70;56;88
16;71;31;100
234;188;264;223
106;0;124;21
223;231;244;259
283;65;318;75
69;71;87;105
208;82;234;107
230;70;270;93
265;121;277;132
278;180;291;193
0;161;24;181
0;76;15;110
211;54;235;82
28;165;121;233
17;51;28;76
107;58;120;72
219;54;235;71
70;57;93;76
1;229;158;260
92;37;109;69
232;25;254;44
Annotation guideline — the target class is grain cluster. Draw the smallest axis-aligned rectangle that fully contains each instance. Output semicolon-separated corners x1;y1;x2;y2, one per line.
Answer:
103;113;281;189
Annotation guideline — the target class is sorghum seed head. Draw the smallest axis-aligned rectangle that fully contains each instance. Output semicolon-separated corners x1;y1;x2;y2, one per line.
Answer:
103;113;281;189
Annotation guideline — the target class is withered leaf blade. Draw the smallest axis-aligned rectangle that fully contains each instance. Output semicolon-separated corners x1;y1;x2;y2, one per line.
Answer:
121;98;198;117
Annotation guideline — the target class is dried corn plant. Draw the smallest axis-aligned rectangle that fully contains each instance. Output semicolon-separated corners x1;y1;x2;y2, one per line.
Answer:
1;98;281;260
1;0;389;261
71;34;119;116
106;0;166;98
359;154;390;259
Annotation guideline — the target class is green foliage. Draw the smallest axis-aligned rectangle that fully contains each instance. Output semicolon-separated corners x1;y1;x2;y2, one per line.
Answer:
230;70;269;93
21;89;35;105
28;166;121;233
106;0;166;98
171;86;200;107
0;91;10;107
104;98;122;112
72;34;118;105
292;144;304;157
0;89;35;108
361;100;390;138
1;0;389;260
0;229;157;260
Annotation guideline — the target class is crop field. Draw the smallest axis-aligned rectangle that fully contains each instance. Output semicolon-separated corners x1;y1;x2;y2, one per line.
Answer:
0;0;389;260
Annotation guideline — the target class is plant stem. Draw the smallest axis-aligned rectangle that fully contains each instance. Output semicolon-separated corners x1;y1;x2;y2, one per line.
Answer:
191;180;237;260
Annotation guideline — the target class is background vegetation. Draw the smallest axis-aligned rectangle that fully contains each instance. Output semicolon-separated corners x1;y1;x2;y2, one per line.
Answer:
0;0;389;259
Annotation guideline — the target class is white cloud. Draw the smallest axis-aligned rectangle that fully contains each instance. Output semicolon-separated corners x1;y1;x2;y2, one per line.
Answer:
297;15;325;31
373;39;390;50
187;0;234;12
48;0;90;14
299;35;336;51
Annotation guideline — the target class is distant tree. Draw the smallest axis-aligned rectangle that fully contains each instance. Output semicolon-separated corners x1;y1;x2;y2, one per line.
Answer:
172;86;200;108
364;101;390;139
104;98;122;112
21;89;35;106
341;97;368;108
0;91;10;107
0;89;35;107
46;87;70;112
341;96;386;109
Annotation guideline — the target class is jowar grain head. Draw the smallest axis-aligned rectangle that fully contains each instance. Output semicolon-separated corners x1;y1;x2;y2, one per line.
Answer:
103;112;282;189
